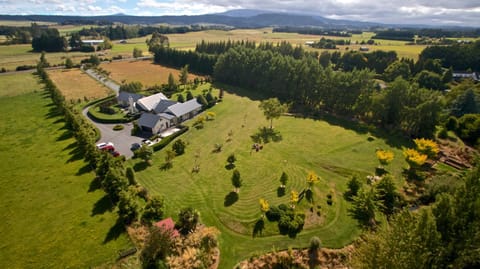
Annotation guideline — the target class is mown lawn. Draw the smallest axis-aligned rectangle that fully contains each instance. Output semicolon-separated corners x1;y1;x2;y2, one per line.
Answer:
131;85;408;268
0;73;132;268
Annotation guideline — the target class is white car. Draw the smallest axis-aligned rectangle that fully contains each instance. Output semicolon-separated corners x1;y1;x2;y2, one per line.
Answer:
96;142;114;149
142;139;154;146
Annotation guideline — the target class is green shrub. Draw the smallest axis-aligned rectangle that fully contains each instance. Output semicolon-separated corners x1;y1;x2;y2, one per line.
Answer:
113;124;124;131
172;139;186;155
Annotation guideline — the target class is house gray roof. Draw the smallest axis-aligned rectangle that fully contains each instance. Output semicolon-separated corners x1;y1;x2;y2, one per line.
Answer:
137;92;168;112
138;113;161;128
154;100;177;114
118;91;144;103
158;113;176;120
166;99;202;117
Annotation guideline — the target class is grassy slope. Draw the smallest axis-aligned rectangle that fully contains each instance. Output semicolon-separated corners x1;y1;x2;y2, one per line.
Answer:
0;73;131;268
132;86;407;268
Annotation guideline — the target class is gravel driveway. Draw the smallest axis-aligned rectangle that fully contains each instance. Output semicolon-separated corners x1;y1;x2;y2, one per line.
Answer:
82;108;147;159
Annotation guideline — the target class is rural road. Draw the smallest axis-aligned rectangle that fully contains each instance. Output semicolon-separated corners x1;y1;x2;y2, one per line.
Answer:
84;68;120;95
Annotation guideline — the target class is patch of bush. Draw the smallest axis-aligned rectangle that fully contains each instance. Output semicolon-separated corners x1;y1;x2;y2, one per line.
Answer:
113;124;124;131
265;203;305;238
266;205;282;221
16;65;36;71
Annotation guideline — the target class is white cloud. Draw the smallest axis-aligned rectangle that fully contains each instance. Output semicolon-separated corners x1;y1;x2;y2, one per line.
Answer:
0;0;479;26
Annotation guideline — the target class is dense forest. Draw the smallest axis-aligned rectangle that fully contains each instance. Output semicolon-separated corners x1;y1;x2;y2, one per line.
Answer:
353;163;480;268
150;39;480;141
272;27;355;36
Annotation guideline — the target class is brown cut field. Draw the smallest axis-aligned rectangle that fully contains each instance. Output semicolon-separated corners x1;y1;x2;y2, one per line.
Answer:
100;60;203;87
48;69;112;101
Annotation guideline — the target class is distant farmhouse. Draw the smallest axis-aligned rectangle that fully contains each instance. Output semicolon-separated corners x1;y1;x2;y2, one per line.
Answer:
452;71;479;82
81;39;104;46
118;92;202;134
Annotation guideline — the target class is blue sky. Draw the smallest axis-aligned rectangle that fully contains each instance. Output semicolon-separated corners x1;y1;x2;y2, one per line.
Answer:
1;0;479;26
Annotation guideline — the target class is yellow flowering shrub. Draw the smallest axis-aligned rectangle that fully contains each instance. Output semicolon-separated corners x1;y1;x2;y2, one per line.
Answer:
306;171;319;187
414;138;439;159
376;149;394;165
259;198;269;213
403;148;428;167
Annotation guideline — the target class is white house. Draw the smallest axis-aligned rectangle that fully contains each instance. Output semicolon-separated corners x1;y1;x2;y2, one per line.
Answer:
166;99;203;123
124;92;203;134
136;92;169;112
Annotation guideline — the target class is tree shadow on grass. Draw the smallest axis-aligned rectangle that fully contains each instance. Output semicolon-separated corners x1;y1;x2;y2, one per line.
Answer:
277;187;286;197
103;218;126;244
91;194;115;216
88;177;102;192
45;106;61;119
252;218;265;238
63;141;77;151
225;163;235;170
306;189;314;204
133;161;149;172
224;191;239;207
67;146;84;163
251;127;283;144
57;130;73;141
76;163;93;176
53;118;65;124
159;162;173;171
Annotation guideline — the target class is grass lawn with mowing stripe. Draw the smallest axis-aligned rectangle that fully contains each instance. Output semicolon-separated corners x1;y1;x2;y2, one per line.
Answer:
0;73;132;268
131;86;407;268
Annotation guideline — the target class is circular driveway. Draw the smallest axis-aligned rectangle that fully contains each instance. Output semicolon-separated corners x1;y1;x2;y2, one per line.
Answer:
82;108;147;159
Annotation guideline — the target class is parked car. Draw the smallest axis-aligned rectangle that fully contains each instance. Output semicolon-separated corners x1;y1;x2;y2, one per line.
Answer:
96;142;114;149
111;151;120;157
142;139;154;146
130;143;141;151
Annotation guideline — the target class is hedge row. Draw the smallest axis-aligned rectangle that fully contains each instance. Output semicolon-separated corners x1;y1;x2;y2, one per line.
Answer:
37;65;143;225
152;125;189;152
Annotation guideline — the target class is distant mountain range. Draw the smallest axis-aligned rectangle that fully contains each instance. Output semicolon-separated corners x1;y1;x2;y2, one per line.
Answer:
0;9;473;29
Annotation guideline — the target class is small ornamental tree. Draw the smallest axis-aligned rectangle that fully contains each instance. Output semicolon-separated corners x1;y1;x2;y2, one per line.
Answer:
259;198;270;218
207;111;216;120
259;98;288;129
133;47;143;58
231;169;242;193
126;166;136;185
179;64;189;85
172;139;186;155
167;73;177;92
136;144;153;165
345;175;362;201
177;94;185;103
186;90;194;101
306;171;319;190
376;149;394;166
118;190;139;225
290;190;299;208
413;138;439;159
280;172;288;188
403;148;428;168
65;57;73;68
142;195;165;223
177;207;200;235
309;236;322;252
141;225;174;267
164;149;176;169
227;153;236;166
197;94;208;108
